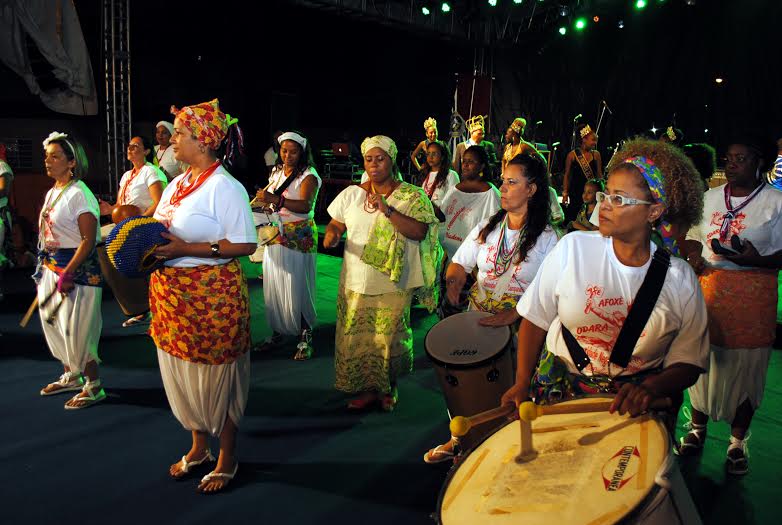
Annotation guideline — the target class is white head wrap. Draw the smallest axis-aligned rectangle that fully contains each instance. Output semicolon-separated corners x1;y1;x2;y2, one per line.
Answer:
42;131;75;157
278;131;308;151
156;121;174;135
361;135;398;162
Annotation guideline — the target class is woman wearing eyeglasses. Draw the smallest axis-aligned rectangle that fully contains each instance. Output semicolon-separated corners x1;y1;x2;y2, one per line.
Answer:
501;138;708;432
680;138;782;476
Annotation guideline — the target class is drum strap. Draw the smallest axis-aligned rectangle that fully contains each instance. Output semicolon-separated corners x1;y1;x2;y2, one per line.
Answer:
562;249;670;372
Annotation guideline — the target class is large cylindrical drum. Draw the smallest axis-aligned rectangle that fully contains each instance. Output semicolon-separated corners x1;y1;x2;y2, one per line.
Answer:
98;223;149;316
425;311;514;449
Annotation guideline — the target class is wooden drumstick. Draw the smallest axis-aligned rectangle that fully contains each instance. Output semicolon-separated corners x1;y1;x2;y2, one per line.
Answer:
19;296;39;327
449;405;516;438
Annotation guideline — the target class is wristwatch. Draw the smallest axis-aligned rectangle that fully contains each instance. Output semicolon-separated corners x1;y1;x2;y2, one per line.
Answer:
210;242;221;258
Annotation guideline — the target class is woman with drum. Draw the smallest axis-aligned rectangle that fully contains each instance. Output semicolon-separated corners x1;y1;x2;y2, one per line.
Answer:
252;131;321;360
419;140;459;220
501;138;709;426
37;132;106;409
681;137;782;476
150;99;256;493
562;123;602;223
424;152;559;463
324;135;441;412
98;136;167;327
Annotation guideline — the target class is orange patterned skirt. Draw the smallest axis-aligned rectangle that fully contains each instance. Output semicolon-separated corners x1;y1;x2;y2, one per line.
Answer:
699;267;778;349
149;259;250;365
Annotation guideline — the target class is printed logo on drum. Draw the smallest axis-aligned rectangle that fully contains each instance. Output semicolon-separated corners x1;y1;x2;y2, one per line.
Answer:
449;349;479;357
601;446;641;491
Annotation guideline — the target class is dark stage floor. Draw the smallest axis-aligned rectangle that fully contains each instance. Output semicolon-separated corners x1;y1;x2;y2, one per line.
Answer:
1;255;780;524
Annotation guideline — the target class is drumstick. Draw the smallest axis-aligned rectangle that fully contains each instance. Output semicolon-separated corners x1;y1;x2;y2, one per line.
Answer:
19;296;39;327
519;396;673;422
449;405;516;438
249;180;274;209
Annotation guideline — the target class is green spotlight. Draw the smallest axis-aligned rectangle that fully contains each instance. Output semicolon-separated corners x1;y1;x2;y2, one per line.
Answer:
558;26;567;35
635;0;647;9
422;6;431;15
442;2;451;12
574;18;587;30
488;0;497;6
514;0;523;4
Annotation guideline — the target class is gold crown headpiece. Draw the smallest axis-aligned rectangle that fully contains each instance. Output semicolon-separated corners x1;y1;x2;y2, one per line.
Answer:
466;115;486;132
510;117;526;134
579;124;593;139
666;126;677;141
423;117;437;131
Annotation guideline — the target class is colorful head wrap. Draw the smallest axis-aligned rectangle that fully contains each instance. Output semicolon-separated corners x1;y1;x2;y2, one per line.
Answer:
156;121;174;135
579;124;594;139
170;99;236;150
361;135;398;162
278;131;307;151
510;117;526;134
623;156;677;254
466;115;486;133
423;117;437;131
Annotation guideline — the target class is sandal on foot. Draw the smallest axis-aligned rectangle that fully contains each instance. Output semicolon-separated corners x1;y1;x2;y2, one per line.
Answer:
64;379;106;410
676;409;707;457
40;371;83;396
424;444;456;464
198;462;239;494
122;312;151;328
293;329;313;360
253;333;282;353
170;450;215;480
726;433;750;476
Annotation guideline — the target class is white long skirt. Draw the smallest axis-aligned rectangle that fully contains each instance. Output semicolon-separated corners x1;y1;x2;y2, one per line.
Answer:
157;349;250;436
262;243;317;335
688;344;772;422
38;267;102;373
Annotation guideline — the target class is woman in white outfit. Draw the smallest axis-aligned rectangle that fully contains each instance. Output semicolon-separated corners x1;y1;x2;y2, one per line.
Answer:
154;120;187;181
253;131;321;360
150;99;256;494
37;132;105;410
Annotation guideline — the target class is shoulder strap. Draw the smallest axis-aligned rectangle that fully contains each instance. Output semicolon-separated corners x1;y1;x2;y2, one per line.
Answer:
270;169;301;196
561;248;671;372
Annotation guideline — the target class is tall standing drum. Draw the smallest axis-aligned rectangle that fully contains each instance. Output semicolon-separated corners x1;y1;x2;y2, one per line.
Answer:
425;311;514;449
97;223;149;317
437;397;684;524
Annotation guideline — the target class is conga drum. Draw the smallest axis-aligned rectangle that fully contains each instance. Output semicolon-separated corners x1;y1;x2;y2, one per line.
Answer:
426;311;514;449
437;397;691;524
97;242;150;317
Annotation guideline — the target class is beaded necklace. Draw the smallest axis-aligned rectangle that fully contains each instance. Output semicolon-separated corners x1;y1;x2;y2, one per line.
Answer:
118;165;141;206
39;179;76;251
363;180;399;214
493;214;526;276
170;160;220;206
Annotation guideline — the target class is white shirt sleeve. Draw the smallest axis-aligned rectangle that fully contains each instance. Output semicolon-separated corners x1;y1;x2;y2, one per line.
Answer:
515;238;566;330
142;165;166;188
450;222;485;273
217;182;256;244
327;186;353;223
662;269;710;371
67;186;98;220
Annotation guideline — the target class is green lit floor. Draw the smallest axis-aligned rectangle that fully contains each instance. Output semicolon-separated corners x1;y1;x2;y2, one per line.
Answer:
0;253;779;524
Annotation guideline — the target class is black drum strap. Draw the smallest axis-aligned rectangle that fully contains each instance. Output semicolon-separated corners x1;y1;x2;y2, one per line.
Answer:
563;249;670;371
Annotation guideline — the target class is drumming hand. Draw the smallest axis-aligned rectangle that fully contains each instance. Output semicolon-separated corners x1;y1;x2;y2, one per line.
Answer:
610;383;660;417
500;383;528;413
153;232;187;260
725;239;760;267
479;309;521;327
98;200;114;216
561;192;569;206
445;277;466;305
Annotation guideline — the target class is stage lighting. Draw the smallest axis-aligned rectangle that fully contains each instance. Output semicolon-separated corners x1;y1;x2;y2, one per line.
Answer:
617;19;624;28
558;26;567;35
635;0;647;9
514;0;523;4
441;2;451;12
715;77;724;84
422;6;431;15
488;0;497;6
559;6;569;17
651;126;658;134
593;16;600;22
574;18;587;30
704;128;709;133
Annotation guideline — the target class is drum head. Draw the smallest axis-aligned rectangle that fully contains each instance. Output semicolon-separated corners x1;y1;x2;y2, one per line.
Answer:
425;311;511;369
438;397;670;525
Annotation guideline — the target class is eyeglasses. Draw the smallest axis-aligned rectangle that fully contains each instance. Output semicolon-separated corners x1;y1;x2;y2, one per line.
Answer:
596;191;653;207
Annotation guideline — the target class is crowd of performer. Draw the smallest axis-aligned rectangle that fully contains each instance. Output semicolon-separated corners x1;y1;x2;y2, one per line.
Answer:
2;100;781;495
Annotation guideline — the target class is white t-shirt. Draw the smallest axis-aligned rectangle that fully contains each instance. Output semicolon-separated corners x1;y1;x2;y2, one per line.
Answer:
117;163;167;211
264;146;278;167
39;180;101;250
154;145;186;181
549;187;564;224
422;169;460;208
0;160;13;209
439;185;501;258
452;220;558;298
154;165;256;267
687;183;782;270
264;166;322;223
516;232;709;377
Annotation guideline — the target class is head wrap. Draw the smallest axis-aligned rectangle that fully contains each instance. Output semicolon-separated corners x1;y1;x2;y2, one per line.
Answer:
466;115;486;133
170;99;235;150
278;131;307;151
510;117;526;134
361;135;398;162
623;156;677;255
156;121;174;135
423;117;437;131
579;124;594;139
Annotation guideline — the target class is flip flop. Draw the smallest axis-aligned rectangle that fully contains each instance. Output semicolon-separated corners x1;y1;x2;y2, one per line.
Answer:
198;462;238;494
40;372;83;396
64;379;106;410
424;444;455;464
170;450;215;480
122;312;151;328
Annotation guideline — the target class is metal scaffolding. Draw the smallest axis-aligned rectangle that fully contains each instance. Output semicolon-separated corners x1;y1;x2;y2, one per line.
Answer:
102;0;131;192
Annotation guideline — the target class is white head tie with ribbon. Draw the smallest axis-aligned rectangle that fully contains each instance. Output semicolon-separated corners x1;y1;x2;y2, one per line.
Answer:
278;131;308;151
156;121;174;135
361;135;398;162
